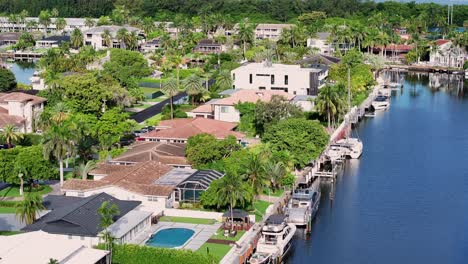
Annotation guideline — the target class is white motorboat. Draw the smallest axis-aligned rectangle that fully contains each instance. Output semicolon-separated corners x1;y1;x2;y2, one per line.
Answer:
325;145;346;162
364;112;376;117
286;188;321;226
372;95;390;110
336;138;363;159
250;215;296;264
389;82;403;88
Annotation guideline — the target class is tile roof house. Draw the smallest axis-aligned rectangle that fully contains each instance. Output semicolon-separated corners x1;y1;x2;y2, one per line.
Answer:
0;231;109;264
430;39;467;68
83;25;144;50
22;193;152;246
188;89;294;122
35;35;71;48
0;92;46;132
193;39;223;54
62;161;223;212
139;117;246;143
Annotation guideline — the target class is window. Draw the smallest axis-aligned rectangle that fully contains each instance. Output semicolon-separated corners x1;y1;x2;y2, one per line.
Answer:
68;235;72;239
77;192;84;197
232;73;235;80
80;236;85;240
271;75;275;85
249;74;253;84
285;75;288;85
259;86;266;90
221;106;229;113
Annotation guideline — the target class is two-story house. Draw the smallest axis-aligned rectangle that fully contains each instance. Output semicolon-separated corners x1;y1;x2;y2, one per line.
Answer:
0;92;46;133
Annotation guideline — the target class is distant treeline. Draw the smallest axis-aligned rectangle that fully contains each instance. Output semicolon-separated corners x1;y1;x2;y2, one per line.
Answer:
1;0;467;26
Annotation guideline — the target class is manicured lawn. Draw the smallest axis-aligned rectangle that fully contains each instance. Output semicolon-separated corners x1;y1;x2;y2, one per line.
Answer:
144;113;162;126
140;87;160;95
211;230;245;241
262;188;285;197
0;185;52;198
196;242;232;262
0;207;16;213
0;231;22;236
159;216;217;225
251;200;272;222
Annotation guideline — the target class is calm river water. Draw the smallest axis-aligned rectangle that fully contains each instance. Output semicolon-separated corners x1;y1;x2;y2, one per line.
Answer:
287;73;468;264
7;61;35;85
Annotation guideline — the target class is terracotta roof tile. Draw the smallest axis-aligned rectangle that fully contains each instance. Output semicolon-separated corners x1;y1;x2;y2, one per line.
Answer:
89;163;133;176
435;39;450;46
0;113;24;128
190;104;213;113
112;142;188;165
141;118;245;140
0;92;46;104
214;89;294;106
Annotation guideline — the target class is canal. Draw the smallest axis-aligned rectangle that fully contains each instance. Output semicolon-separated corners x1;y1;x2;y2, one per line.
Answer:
287;73;468;264
7;61;35;85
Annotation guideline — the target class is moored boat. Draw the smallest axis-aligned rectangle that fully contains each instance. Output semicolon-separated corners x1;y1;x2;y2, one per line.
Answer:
372;95;390;110
336;138;363;159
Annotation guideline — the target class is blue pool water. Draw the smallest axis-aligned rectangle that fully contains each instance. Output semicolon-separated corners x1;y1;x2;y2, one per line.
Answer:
145;228;195;248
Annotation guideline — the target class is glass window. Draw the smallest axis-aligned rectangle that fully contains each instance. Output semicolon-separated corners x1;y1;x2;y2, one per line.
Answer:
221;106;229;113
249;74;253;84
232;73;235;80
285;75;288;85
271;75;275;85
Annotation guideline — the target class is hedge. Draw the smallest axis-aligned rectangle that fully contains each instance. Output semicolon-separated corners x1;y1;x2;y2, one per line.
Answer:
0;201;19;207
97;244;218;264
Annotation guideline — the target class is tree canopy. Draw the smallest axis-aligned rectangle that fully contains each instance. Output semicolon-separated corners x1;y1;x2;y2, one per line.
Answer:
262;118;329;167
186;134;240;168
0;68;17;91
103;49;152;87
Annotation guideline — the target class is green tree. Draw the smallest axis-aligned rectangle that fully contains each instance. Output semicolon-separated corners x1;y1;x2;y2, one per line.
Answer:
262;118;329;167
264;161;286;191
0;124;23;148
42;124;75;187
15;193;45;225
160;78;179;119
96;108;133;151
48;259;59;264
254;95;303;135
74;160;97;180
84;17;96;27
71;28;83;49
15;32;35;50
186;134;240;168
38;10;52;34
98;201;120;263
54;17;67;33
0;68;17;92
11;146;56;189
101;29;112;48
315;85;342;128
0;148;19;182
216;173;251;230
103;49;152;86
236;19;255;59
242;153;268;197
183;74;204;105
215;70;232;91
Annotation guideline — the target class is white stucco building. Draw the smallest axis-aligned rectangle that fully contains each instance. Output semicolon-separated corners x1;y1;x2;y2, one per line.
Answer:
429;39;467;68
0;92;46;133
231;61;328;96
255;23;292;41
83;25;143;50
0;17;96;33
307;32;333;54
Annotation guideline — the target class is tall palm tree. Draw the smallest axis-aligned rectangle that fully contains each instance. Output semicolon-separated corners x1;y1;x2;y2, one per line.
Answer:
116;28;128;48
0;124;23;148
71;28;83;49
98;201;120;263
236;18;255;59
242;153;268;197
264;161;286;191
75;160;97;180
161;78;179;119
216;70;233;91
38;10;52;35
15;193;45;225
315;85;341;128
168;55;183;89
84;17;95;28
216;174;251;231
101;29;112;48
125;31;138;50
42;124;74;187
54;17;67;34
141;17;155;35
183;74;203;105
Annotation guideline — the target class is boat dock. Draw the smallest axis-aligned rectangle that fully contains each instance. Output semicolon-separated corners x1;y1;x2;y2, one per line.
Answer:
0;51;43;61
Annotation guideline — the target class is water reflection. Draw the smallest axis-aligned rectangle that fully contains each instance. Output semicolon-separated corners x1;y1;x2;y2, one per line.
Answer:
6;62;36;85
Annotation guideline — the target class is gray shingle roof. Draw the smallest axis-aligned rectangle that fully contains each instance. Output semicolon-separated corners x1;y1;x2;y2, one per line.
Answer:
23;193;141;237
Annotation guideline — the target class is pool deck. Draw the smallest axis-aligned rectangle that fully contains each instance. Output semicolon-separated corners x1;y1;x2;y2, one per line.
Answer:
131;221;222;251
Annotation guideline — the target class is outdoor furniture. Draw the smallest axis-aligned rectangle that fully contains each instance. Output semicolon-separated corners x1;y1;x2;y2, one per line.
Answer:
222;209;252;231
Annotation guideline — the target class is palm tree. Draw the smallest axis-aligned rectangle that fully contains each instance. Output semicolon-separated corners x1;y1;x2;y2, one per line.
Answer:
216;70;233;91
125;31;138;50
242;153;268;197
54;17;67;34
264;161;286;191
216;174;251;231
101;29;112;48
168;55;182;88
98;201;120;264
141;17;155;35
38;10;52;35
43;124;74;187
183;74;203;105
116;28;128;48
48;259;59;264
315;85;341;128
75;160;97;180
0;124;23;148
15;193;45;225
71;28;83;49
161;78;179;119
84;17;95;28
236;18;255;59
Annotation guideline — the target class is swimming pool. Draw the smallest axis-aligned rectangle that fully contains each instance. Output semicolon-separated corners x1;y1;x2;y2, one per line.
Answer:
145;228;195;248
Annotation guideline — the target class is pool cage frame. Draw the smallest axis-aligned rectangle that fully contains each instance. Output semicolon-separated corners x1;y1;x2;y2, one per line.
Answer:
175;170;224;203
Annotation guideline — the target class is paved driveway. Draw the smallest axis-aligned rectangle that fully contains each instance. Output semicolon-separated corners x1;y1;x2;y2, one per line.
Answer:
0;214;25;231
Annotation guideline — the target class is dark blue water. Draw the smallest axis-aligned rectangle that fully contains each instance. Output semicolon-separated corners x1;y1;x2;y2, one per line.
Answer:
287;73;468;264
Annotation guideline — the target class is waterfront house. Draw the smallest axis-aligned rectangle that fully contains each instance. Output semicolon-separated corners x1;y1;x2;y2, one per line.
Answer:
188;89;294;122
83;25;144;50
429;39;467;68
231;61;328;96
372;44;413;62
22;193;152;246
255;24;292;41
307;32;333;54
0;92;46;133
0;32;21;46
35;35;71;48
62;161;224;212
0;230;109;263
139;118;246;143
0;17;96;33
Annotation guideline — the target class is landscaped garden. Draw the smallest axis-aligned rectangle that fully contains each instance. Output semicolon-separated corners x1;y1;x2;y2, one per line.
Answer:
196;243;232;262
159;216;217;225
0;200;19;214
0;185;52;198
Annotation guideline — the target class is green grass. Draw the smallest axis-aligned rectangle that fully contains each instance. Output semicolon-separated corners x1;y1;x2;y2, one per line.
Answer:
262;188;284;197
0;185;53;198
146;96;167;103
250;200;272;222
210;230;245;241
64;171;75;180
196;243;232;262
0;207;16;213
159;216;217;225
0;231;22;236
144;113;163;126
140;87;161;95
